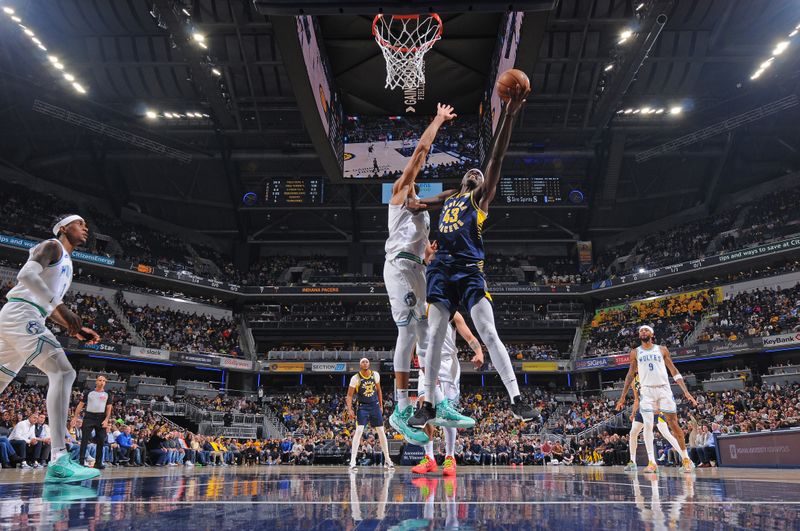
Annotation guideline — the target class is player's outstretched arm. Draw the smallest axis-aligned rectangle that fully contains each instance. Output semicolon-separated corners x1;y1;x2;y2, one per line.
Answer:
407;189;458;212
477;84;530;211
662;346;697;407
452;312;484;369
615;350;638;410
389;104;457;205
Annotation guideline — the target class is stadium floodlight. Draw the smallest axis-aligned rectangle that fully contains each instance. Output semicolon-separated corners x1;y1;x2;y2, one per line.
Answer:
212;68;221;76
192;32;205;42
638;268;646;273
636;3;645;11
760;58;774;69
23;28;34;36
618;29;633;44
655;108;664;114
10;15;20;22
604;64;614;72
164;112;174;118
632;109;641;114
182;8;190;16
624;108;633;114
72;82;86;94
641;107;652;114
63;73;75;82
773;41;790;55
670;106;682;114
2;6;14;14
53;62;64;70
47;55;58;63
145;110;158;119
751;69;764;80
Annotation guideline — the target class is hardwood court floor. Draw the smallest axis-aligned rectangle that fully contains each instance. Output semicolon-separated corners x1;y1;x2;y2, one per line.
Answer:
0;464;797;529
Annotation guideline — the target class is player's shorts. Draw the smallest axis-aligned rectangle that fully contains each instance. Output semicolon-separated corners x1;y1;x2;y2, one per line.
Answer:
383;255;427;326
426;255;491;316
356;402;384;427
639;385;677;415
0;300;63;378
633;409;667;424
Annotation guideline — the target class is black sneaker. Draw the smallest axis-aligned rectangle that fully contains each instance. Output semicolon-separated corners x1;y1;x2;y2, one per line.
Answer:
408;401;436;428
510;396;540;422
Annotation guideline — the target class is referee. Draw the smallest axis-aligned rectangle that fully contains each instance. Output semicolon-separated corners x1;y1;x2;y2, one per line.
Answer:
75;375;113;470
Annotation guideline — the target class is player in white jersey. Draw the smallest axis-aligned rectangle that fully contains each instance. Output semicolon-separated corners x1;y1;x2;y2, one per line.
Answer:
616;325;697;473
0;214;101;483
386;103;457;446
411;311;483;476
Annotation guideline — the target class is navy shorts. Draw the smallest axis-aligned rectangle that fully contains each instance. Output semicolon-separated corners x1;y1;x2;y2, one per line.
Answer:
357;403;384;427
426;255;491;316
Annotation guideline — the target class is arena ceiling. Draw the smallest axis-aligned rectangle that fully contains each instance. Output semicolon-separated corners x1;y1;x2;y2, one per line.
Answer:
0;0;799;250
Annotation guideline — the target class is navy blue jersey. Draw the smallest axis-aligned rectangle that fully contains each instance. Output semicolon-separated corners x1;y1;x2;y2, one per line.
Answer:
354;371;379;406
436;191;486;267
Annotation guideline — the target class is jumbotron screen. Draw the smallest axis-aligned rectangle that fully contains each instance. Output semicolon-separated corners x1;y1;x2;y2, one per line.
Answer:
343;115;479;179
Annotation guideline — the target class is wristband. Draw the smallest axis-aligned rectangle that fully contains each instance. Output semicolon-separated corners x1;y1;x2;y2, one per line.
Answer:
674;374;684;381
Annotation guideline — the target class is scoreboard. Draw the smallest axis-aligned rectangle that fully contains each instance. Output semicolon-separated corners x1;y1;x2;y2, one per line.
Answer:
265;178;325;205
499;176;563;205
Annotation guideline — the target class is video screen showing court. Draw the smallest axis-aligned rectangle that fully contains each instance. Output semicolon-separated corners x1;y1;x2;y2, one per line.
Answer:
343;115;479;179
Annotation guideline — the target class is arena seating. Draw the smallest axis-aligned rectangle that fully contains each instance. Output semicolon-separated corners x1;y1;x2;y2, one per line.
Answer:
122;301;240;356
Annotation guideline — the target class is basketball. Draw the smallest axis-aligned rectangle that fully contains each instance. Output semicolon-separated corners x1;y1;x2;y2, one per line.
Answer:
496;69;530;102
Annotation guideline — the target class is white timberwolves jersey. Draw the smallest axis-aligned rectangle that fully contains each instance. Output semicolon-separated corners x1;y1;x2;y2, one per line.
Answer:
636;344;670;387
385;204;430;260
6;239;73;317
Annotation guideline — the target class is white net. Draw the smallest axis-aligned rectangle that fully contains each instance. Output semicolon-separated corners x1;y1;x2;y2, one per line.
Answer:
372;14;442;90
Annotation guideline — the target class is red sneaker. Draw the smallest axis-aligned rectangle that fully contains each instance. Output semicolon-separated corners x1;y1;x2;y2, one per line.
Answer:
411;455;438;475
442;456;457;476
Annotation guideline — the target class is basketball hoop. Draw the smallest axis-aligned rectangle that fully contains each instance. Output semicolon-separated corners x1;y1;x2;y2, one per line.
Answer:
372;14;443;91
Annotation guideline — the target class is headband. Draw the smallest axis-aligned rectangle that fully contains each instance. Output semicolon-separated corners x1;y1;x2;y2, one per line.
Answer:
53;215;84;236
639;325;654;334
360;358;369;364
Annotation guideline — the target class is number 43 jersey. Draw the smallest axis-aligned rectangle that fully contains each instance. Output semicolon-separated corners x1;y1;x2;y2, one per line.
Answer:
436;191;487;267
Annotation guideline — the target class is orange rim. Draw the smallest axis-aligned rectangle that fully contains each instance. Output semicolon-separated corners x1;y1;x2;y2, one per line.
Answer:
372;13;443;54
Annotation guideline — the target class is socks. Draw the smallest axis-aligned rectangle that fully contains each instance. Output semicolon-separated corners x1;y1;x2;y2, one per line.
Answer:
424;441;434;458
445;427;456;457
396;389;410;411
630;422;644;462
350;425;365;466
376;427;392;463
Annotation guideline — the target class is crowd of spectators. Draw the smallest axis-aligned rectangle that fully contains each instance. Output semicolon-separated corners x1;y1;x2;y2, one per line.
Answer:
122;301;240;356
585;290;714;357
0;371;796;470
697;283;800;343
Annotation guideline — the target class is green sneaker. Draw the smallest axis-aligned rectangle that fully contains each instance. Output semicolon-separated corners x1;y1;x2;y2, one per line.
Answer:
390;405;430;445
45;454;101;483
623;461;638;472
430;399;475;429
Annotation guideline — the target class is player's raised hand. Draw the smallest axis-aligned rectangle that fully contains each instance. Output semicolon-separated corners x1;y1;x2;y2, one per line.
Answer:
505;83;530;116
436;103;457;122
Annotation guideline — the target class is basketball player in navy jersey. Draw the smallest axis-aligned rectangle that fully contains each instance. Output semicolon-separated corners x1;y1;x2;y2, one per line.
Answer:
408;83;538;429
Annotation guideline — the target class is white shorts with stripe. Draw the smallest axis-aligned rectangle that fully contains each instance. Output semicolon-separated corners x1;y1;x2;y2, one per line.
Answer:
383;256;427;326
639;384;677;415
0;300;64;379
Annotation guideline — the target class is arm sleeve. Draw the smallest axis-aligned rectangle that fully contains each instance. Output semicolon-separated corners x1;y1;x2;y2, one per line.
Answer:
16;261;57;310
349;374;360;388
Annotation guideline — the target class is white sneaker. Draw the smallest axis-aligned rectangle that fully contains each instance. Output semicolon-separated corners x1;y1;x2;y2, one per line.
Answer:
32;462;41;469
349;464;357;473
20;462;32;470
185;461;193;466
384;460;395;470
